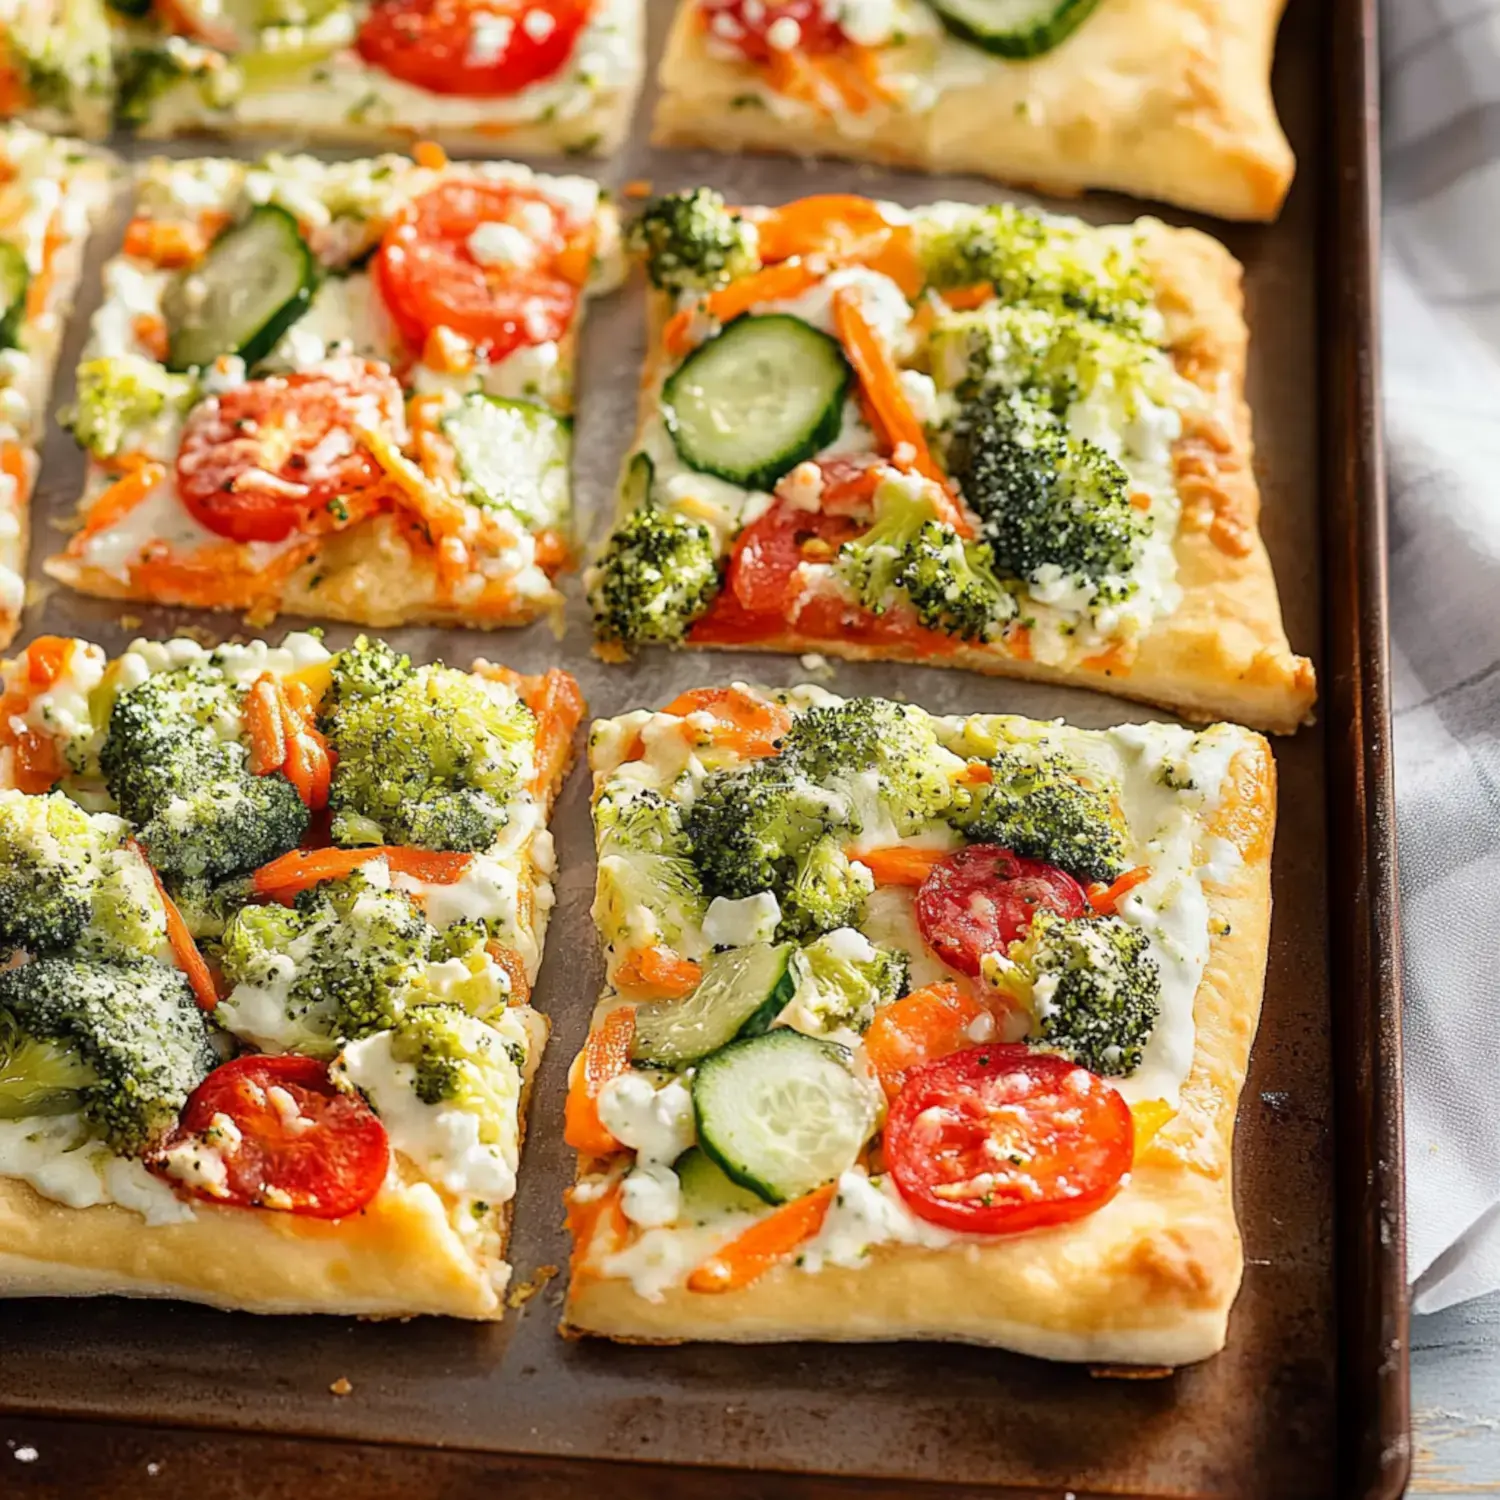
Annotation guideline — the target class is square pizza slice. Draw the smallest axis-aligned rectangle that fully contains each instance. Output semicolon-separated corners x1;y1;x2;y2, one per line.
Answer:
50;149;621;631
562;684;1274;1364
111;0;644;156
0;125;114;650
0;629;583;1318
653;0;1293;222
589;190;1315;735
0;0;115;138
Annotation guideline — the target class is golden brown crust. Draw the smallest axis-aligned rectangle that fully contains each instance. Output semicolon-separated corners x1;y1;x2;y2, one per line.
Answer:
564;741;1276;1365
654;0;1293;222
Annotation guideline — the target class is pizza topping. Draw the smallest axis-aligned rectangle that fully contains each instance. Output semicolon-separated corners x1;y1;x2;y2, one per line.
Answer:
862;980;992;1099
914;844;1087;977
356;0;591;98
375;179;589;359
699;0;848;62
151;1053;390;1218
885;1044;1133;1234
174;358;404;543
628;187;761;295
922;0;1104;60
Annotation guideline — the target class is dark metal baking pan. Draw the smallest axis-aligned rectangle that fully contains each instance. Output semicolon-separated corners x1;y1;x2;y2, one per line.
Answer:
0;0;1405;1492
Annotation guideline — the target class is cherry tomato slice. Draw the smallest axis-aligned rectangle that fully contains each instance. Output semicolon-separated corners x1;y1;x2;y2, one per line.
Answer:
175;359;404;544
698;0;846;62
885;1044;1133;1235
914;845;1086;977
357;0;590;96
152;1054;390;1219
375;180;584;359
723;499;864;617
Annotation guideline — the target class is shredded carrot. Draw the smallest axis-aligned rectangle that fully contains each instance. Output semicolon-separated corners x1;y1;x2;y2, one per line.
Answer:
955;761;993;786
252;846;473;902
487;941;532;1005
1086;865;1153;916
1005;623;1033;661
752;194;893;264
565;1179;630;1279
852;845;945;887
554;237;595;287
622;178;653;200
133;844;218;1011
613;944;703;1000
658;686;792;759
413;140;448;170
245;674;288;777
863;982;987;1100
134;307;170;361
687;1183;837;1293
564;1006;636;1158
830;291;971;536
1080;641;1132;675
940;284;996;311
518;667;586;798
663;260;822;357
122;216;215;269
75;462;166;543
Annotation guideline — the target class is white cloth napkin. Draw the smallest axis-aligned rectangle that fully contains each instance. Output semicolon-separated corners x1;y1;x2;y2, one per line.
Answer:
1382;0;1500;1312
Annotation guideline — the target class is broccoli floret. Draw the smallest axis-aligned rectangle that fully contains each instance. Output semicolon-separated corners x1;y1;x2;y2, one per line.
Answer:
948;748;1129;884
628;189;761;294
169;874;254;942
782;927;909;1036
217;872;435;1055
326;634;414;710
995;912;1161;1077
589;492;721;655
836;472;1015;643
385;1002;527;1108
776;696;958;837
101;663;309;883
0;790;167;961
916;204;1152;332
0;1009;99;1120
0;956;216;1154
946;393;1147;604
592;784;708;954
66;355;198;461
115;47;187;129
327;663;534;852
779;834;872;940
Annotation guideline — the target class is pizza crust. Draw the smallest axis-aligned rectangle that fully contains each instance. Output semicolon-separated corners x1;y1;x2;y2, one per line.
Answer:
564;739;1275;1364
621;217;1315;735
654;0;1293;222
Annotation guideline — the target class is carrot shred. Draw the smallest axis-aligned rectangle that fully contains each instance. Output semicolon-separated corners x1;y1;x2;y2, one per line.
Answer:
76;462;166;543
940;284;996;311
663;260;822;357
687;1183;837;1293
413;140;448;170
122;217;212;269
863;982;987;1100
564;1006;636;1158
613;944;702;1000
133;844;218;1011
852;845;945;887
565;1179;630;1280
830;291;971;536
955;761;993;786
752;194;893;263
519;667;586;797
1086;865;1153;916
245;675;288;777
251;846;474;903
659;686;792;759
486;941;532;1005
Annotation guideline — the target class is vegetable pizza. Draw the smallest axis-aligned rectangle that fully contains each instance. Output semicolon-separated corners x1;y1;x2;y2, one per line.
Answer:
0;124;113;650
52;148;620;630
653;0;1294;221
590;190;1315;734
0;0;114;137
0;629;582;1318
564;685;1274;1364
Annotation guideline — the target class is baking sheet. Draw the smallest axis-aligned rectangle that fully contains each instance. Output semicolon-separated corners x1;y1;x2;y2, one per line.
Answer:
0;0;1356;1493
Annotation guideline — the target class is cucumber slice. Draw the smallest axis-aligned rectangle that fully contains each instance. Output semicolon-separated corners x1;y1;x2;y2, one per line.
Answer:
673;1145;766;1222
927;0;1102;58
692;1030;877;1204
163;205;316;372
442;395;571;530
662;314;851;492
0;243;30;352
630;942;794;1069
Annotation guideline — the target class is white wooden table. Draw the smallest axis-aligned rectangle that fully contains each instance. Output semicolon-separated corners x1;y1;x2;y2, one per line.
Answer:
1413;1296;1500;1494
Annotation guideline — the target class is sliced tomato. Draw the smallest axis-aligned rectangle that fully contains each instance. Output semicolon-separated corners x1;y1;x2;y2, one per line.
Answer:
152;1054;390;1219
914;845;1086;977
723;499;865;618
698;0;846;62
885;1045;1133;1235
175;360;403;544
375;179;586;359
357;0;589;97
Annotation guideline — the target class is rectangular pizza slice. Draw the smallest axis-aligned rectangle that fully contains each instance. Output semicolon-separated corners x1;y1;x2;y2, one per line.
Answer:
50;148;621;631
588;190;1316;735
653;0;1293;222
0;0;115;138
0;629;583;1318
111;0;644;156
562;684;1274;1365
0;125;114;651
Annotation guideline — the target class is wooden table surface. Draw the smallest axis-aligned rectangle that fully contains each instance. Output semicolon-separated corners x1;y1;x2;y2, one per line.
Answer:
0;1298;1492;1498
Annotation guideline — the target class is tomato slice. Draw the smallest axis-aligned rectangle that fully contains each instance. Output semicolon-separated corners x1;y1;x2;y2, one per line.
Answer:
357;0;590;97
698;0;846;62
914;845;1086;977
175;359;403;544
152;1055;390;1219
885;1045;1133;1235
375;179;587;359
